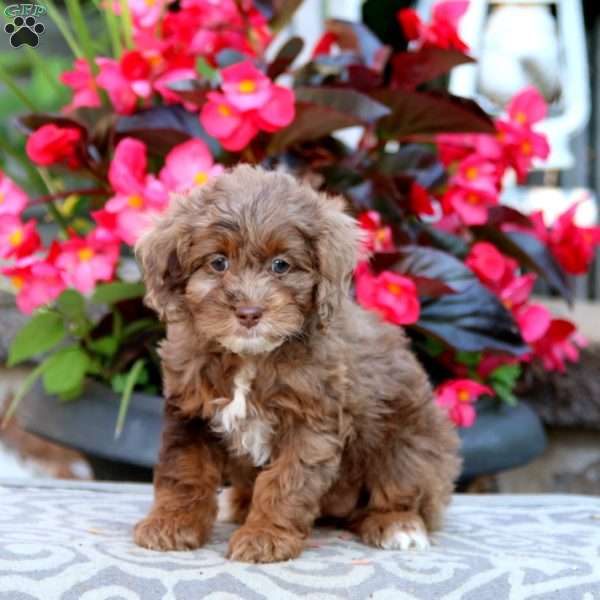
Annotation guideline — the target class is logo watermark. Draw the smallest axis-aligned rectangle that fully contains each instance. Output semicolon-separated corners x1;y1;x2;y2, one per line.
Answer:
4;4;46;48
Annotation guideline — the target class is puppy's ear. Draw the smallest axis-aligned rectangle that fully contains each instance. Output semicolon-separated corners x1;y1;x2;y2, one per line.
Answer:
135;195;194;321
315;195;362;326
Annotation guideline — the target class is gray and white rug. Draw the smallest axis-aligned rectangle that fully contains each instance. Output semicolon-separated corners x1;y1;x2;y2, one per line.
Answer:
0;480;599;599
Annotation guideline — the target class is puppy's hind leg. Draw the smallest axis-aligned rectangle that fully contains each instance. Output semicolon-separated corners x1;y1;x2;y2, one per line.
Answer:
354;403;460;550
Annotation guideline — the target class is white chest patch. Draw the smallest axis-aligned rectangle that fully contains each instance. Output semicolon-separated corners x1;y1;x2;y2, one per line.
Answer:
211;362;272;467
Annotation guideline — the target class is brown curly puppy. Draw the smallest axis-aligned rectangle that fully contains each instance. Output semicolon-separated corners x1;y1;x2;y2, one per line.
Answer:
133;165;461;563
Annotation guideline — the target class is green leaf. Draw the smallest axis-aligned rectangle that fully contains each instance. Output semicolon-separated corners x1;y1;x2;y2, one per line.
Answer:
58;382;85;402
92;281;145;304
8;312;66;366
88;336;118;357
115;359;146;437
456;351;482;368
491;380;518;406
423;336;445;357
489;363;522;387
56;289;85;319
42;346;90;395
196;56;218;81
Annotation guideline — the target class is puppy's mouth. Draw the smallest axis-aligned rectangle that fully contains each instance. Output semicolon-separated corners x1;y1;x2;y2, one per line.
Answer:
219;327;284;356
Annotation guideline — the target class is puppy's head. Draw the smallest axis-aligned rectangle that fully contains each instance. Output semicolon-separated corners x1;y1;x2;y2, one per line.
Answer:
136;165;361;355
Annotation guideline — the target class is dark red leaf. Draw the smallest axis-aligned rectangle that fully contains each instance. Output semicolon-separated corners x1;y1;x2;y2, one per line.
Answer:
373;90;496;139
391;47;474;91
267;87;390;154
267;37;304;79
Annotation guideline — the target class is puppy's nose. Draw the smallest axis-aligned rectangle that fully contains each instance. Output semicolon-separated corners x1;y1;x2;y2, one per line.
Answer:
235;306;263;328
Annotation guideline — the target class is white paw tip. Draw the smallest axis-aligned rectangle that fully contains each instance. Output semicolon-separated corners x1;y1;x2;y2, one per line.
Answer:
381;523;430;551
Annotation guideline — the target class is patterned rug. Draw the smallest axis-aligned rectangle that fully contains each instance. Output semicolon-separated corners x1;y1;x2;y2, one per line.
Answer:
1;480;599;599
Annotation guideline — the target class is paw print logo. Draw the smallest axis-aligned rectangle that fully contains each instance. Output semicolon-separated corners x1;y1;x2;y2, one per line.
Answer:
5;16;45;48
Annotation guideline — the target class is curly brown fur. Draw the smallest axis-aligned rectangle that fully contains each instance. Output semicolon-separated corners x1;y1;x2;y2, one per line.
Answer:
134;165;461;563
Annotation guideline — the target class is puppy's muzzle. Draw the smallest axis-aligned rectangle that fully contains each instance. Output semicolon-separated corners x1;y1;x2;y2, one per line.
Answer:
235;305;264;329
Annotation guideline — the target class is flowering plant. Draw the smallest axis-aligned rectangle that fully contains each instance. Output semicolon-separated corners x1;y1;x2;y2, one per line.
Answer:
1;0;599;431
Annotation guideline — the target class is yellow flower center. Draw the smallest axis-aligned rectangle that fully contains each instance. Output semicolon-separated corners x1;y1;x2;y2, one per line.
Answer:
386;282;403;296
0;192;4;205
78;247;94;262
218;104;232;117
9;228;23;246
147;53;164;68
521;140;532;155
145;0;156;6
375;228;388;242
128;194;144;209
238;79;256;93
465;166;479;181
515;111;527;125
194;171;209;185
466;192;480;205
11;275;24;290
503;298;513;309
457;389;471;402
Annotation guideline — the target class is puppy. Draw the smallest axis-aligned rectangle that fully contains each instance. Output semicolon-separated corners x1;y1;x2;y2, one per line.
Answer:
133;165;461;563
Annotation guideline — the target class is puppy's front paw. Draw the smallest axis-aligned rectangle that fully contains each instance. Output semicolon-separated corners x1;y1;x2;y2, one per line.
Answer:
227;525;303;563
133;512;211;551
359;512;430;551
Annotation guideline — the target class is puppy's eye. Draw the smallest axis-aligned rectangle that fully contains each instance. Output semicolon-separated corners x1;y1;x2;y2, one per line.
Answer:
209;255;229;273
271;258;290;275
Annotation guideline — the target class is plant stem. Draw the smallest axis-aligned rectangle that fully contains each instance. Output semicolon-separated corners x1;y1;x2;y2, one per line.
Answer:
44;0;83;57
36;169;71;235
1;362;48;428
0;138;46;193
118;0;134;49
0;63;39;112
64;0;99;75
30;188;111;206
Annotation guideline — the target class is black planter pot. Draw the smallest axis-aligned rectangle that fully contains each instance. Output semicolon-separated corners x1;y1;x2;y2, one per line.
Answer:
17;381;547;483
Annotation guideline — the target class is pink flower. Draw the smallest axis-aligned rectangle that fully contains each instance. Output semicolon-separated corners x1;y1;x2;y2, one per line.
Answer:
0;216;41;259
465;242;517;289
159;138;223;193
410;182;436;216
2;248;66;314
355;263;420;325
358;211;394;254
0;171;28;216
443;186;498;225
220;60;272;111
507;86;547;127
55;231;120;294
25;124;82;168
516;303;552;344
200;92;259;151
500;273;537;311
435;379;493;428
252;86;295;133
96;53;154;115
200;63;295;151
397;1;469;51
453;155;500;196
546;205;600;275
497;120;550;182
531;318;585;372
128;0;169;29
104;138;168;245
60;59;101;112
